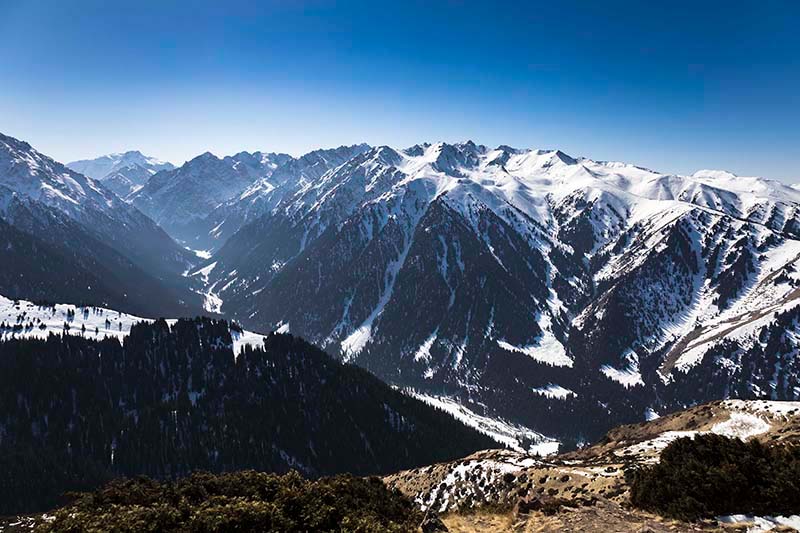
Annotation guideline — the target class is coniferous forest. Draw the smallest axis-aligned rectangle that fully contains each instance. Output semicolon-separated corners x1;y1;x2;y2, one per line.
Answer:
0;318;494;514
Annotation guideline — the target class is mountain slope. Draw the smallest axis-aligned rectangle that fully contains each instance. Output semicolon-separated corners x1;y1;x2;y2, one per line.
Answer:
192;143;371;252
0;298;495;513
197;141;800;446
129;150;292;244
1;133;192;277
0;215;193;317
67;150;174;197
0;133;201;315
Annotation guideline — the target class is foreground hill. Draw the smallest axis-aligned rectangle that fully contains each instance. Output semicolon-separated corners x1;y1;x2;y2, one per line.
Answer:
0;299;494;514
9;399;799;532
37;471;422;533
385;399;800;532
1;471;422;533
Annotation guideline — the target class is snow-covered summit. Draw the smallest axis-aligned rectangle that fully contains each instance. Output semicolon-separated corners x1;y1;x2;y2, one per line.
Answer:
269;140;798;240
68;150;174;178
67;150;175;197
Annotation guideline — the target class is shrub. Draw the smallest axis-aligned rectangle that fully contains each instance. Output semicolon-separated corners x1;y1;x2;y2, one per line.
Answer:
38;470;422;533
629;434;800;521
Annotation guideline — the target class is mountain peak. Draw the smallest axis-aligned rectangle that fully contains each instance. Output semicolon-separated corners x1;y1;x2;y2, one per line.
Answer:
404;143;431;157
552;149;577;165
117;149;144;158
495;144;521;154
66;150;175;188
189;151;219;164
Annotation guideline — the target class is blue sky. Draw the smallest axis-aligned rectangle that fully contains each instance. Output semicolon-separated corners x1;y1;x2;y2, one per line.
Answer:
1;0;798;181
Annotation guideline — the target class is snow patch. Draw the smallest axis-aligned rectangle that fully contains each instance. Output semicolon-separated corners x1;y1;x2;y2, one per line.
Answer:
0;294;265;358
497;335;572;368
645;408;661;421
601;349;645;387
717;514;800;533
413;330;438;362
407;392;559;456
600;363;645;388
531;384;576;400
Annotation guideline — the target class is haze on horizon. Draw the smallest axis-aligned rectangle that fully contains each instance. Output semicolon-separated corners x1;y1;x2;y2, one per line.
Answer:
1;0;798;182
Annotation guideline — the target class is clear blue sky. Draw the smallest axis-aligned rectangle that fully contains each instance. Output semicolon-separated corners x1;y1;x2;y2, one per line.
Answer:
1;0;798;181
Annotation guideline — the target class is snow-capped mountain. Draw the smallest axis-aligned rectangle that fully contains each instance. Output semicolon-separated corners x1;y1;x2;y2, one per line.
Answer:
135;144;371;253
67;150;175;197
192;140;800;445
128;150;292;244
68;150;174;180
191;144;371;252
0;132;201;316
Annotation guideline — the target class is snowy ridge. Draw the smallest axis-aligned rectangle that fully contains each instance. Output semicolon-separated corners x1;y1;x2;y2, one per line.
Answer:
1;133;122;219
67;150;174;181
0;294;266;357
67;150;175;197
616;399;800;463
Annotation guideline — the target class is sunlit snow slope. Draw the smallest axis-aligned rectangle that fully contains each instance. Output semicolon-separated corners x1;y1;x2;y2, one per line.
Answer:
0;294;265;356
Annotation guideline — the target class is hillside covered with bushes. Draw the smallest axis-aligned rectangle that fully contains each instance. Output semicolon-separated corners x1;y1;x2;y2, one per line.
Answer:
0;318;494;513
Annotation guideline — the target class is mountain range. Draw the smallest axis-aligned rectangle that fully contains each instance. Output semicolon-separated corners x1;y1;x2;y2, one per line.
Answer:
127;144;369;251
6;131;800;451
173;140;800;447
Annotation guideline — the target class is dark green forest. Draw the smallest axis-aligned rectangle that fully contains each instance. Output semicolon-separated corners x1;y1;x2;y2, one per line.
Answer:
0;318;494;514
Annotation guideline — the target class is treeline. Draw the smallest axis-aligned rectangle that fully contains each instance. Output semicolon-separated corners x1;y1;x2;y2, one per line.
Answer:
0;318;494;514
